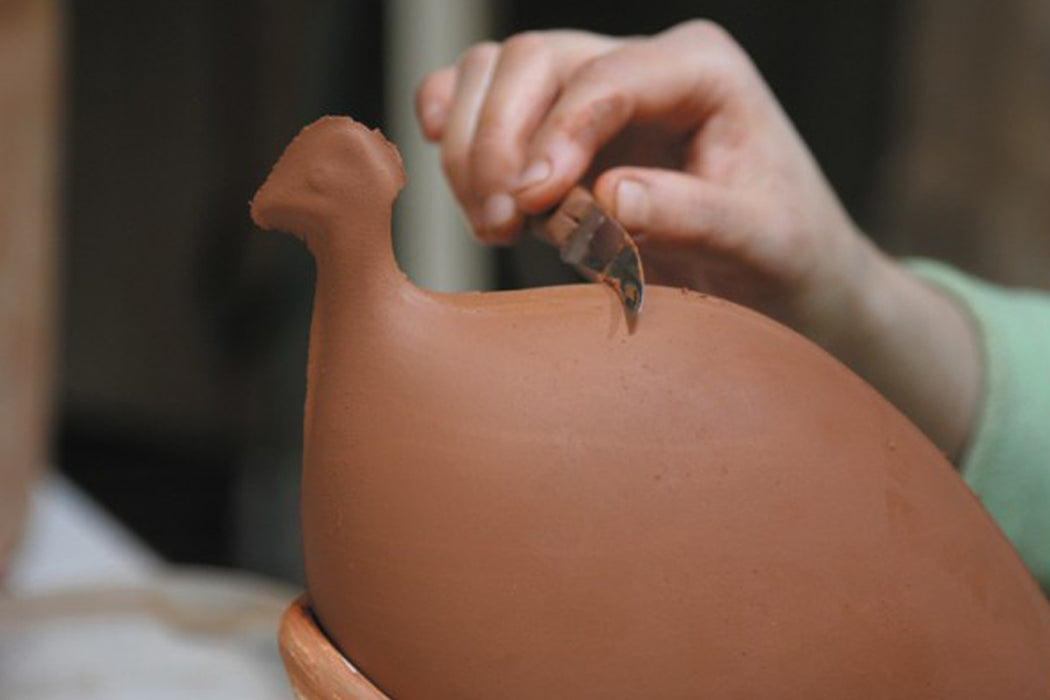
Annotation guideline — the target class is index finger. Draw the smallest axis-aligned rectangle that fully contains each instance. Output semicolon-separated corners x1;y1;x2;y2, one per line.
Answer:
467;31;622;242
513;20;749;214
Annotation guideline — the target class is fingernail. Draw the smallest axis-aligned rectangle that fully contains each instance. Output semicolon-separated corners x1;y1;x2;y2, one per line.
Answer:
483;192;516;230
615;179;647;223
514;159;551;190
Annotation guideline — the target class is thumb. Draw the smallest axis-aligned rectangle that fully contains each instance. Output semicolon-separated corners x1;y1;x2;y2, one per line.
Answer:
593;168;756;257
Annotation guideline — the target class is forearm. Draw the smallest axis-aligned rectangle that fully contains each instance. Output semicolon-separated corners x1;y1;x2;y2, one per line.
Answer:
819;248;982;462
902;261;1050;592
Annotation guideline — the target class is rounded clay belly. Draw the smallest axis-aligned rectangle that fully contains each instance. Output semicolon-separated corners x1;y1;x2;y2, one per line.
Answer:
302;287;1050;700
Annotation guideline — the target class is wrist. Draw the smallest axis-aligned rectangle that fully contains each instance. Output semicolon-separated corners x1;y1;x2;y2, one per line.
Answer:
822;250;981;461
798;226;891;358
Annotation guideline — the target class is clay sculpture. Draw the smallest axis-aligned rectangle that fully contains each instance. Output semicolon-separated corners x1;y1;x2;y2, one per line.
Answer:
252;117;1050;700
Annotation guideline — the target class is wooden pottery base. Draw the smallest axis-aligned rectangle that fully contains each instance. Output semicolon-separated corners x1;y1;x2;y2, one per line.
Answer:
279;595;390;700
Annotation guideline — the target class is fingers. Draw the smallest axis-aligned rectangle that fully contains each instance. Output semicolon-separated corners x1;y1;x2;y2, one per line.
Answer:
469;31;622;242
514;20;746;213
466;33;564;242
593;167;759;262
417;21;753;246
416;66;456;141
438;42;500;235
427;31;615;243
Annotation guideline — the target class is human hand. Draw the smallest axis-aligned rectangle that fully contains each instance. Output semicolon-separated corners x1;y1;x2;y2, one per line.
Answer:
415;20;886;340
417;20;982;461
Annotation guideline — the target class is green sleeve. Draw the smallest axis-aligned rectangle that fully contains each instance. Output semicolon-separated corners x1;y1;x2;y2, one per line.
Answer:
906;259;1050;594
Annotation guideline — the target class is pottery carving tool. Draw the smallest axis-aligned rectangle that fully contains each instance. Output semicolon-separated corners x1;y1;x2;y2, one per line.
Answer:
531;187;645;317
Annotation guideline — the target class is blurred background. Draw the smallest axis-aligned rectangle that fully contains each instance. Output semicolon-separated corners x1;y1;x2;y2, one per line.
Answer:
4;0;1049;595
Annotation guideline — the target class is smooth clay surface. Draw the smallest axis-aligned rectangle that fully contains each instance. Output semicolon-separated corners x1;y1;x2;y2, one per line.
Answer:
252;117;1050;700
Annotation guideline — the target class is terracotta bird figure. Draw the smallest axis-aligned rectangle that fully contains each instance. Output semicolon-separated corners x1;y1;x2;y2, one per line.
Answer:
252;117;1050;700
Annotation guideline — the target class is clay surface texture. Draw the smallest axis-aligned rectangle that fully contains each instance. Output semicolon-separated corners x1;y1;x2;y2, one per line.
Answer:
253;117;1050;700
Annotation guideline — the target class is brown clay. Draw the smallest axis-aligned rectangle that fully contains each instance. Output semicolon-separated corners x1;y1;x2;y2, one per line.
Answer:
253;117;1050;700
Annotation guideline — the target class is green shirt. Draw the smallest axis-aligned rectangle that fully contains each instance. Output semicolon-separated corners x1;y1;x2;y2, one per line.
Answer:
908;259;1050;595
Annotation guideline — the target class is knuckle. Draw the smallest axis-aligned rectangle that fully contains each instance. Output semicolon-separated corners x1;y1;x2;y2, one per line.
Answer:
672;20;749;82
474;108;515;144
677;19;734;46
472;125;511;155
458;41;499;70
502;31;549;59
574;54;619;85
555;90;631;146
469;133;518;185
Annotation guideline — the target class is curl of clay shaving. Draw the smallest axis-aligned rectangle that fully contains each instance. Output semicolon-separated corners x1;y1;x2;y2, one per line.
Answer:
252;117;1050;700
